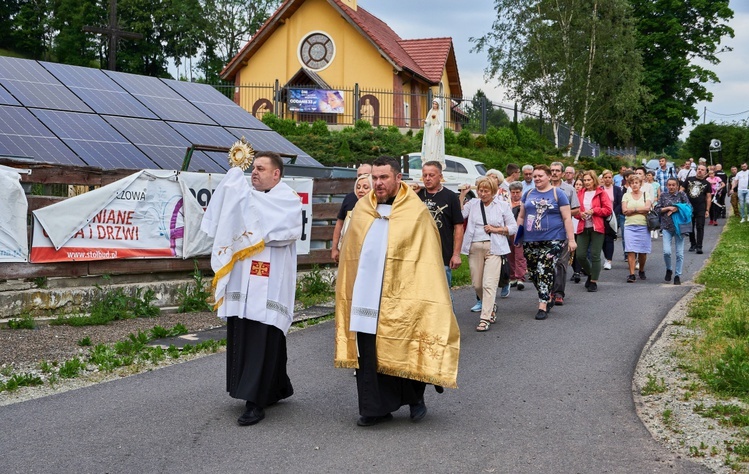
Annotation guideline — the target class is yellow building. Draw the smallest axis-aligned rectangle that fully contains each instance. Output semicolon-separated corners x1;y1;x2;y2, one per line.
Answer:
220;0;463;129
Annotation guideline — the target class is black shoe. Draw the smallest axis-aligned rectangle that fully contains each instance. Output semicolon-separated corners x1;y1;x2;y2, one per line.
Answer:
696;248;704;254
587;282;598;292
627;274;636;283
357;413;393;427
665;270;672;282
409;399;427;422
237;406;265;426
584;275;592;289
638;271;647;280
674;276;681;285
547;296;555;311
572;272;581;283
688;246;696;252
535;309;548;320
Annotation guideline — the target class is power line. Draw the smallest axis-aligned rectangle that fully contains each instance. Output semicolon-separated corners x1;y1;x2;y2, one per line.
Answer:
705;108;749;117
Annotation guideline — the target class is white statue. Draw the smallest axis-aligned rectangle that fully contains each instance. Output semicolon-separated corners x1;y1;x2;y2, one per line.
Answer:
421;99;445;166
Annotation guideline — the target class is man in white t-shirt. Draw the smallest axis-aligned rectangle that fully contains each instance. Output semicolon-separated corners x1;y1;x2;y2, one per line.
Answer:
734;162;749;222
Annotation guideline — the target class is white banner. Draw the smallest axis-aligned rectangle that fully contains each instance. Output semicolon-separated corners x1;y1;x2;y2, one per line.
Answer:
30;170;312;263
0;169;29;262
178;172;312;258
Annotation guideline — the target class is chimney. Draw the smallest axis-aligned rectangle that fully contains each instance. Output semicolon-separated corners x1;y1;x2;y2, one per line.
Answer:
340;0;357;10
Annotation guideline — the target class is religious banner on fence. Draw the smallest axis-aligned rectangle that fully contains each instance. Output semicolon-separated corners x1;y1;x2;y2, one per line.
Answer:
287;89;345;114
0;168;29;262
31;170;183;262
30;170;313;263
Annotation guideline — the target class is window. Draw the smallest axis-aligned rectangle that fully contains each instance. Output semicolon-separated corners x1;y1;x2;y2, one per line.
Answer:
298;32;335;71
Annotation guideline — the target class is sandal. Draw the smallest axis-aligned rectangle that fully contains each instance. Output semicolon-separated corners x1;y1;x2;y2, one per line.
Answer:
489;304;498;323
476;319;491;332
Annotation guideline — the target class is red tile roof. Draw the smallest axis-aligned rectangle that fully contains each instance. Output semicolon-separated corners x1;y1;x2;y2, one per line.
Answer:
221;0;461;94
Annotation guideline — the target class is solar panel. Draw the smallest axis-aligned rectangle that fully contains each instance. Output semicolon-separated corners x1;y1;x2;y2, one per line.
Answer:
33;109;158;170
104;116;225;172
225;128;320;166
0;105;87;166
0;85;20;106
168;122;238;149
40;62;158;119
0;57;93;112
163;79;270;129
104;70;216;125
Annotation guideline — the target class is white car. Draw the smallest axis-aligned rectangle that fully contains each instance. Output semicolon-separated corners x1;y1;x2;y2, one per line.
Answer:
405;152;487;192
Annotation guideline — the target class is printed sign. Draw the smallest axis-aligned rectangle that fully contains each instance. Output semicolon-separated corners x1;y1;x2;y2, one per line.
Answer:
288;89;345;114
30;170;313;263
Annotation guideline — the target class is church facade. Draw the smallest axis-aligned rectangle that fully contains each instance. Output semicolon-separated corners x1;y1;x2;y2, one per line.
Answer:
220;0;463;130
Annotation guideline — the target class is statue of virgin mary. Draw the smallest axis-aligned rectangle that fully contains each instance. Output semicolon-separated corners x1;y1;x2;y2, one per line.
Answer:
421;99;445;166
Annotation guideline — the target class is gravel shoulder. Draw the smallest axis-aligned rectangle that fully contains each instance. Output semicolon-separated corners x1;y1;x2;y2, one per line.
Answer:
634;285;749;473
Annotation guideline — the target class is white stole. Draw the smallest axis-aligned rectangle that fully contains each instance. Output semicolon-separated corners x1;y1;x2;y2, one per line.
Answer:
350;204;391;334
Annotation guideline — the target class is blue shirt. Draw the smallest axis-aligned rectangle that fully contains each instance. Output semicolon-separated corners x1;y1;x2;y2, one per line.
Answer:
522;188;570;242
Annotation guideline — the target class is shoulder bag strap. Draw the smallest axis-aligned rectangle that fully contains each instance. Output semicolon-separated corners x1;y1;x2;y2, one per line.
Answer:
479;201;488;226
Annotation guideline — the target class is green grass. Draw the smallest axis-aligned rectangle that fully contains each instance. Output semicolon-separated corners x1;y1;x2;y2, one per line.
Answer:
6;313;36;330
296;265;336;307
451;255;472;288
50;282;160;327
641;373;667;395
678;218;749;401
177;263;212;313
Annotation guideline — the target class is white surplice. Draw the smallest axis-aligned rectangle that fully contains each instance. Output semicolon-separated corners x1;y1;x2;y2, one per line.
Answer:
201;167;302;334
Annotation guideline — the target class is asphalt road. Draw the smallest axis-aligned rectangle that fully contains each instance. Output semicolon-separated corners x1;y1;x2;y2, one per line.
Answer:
1;223;725;473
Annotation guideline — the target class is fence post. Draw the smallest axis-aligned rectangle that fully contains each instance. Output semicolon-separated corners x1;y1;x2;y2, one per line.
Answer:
354;83;360;124
481;96;487;134
273;79;280;116
539;110;543;138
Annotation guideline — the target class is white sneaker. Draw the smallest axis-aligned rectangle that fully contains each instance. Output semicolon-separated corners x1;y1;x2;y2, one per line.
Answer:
603;260;612;270
635;261;640;271
742;218;747;223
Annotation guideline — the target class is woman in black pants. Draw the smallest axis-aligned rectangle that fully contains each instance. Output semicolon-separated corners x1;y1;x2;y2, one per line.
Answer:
600;170;623;270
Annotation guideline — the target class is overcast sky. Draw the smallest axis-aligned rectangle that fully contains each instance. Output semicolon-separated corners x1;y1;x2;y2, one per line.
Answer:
361;0;749;141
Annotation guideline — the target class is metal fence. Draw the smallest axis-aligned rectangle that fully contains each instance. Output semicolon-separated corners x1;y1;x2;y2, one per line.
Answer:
212;81;600;157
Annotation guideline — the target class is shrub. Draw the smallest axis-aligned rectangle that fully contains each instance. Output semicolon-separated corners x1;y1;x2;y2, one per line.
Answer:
486;126;518;151
457;129;473;147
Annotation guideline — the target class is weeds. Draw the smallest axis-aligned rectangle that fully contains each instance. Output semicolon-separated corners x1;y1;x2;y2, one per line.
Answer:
641;374;667;395
6;312;36;330
50;281;160;327
177;263;212;313
58;358;85;378
77;336;92;347
0;373;43;392
296;265;335;307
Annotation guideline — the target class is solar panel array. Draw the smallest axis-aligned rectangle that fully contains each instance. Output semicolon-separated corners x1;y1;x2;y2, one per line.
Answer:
0;56;320;171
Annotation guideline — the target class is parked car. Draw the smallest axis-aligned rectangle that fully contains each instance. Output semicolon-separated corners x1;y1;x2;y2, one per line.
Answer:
404;153;487;192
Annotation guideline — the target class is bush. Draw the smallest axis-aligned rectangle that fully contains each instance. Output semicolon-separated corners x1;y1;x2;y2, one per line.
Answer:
486;127;518;151
457;129;473;147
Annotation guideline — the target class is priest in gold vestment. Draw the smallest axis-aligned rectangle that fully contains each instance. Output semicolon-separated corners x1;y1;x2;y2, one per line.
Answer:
335;156;460;427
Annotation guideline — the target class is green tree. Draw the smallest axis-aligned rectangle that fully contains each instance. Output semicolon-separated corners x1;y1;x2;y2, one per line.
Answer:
631;0;734;152
51;0;104;67
11;0;52;59
472;0;646;161
0;0;21;49
197;0;279;80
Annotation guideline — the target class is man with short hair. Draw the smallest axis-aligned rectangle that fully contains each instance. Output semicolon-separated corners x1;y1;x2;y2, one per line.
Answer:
417;161;464;287
564;166;576;186
335;155;460;427
734;162;749;222
521;164;534;193
549;162;580;305
632;166;654;201
655;157;674;191
614;165;627;187
728;165;740;218
331;163;372;262
202;151;303;426
501;163;520;193
682;164;712;254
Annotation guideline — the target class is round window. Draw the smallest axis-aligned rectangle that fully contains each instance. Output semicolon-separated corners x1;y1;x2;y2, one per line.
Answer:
299;32;335;70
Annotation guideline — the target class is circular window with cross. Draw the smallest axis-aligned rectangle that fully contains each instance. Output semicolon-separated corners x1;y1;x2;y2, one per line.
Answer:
298;32;336;71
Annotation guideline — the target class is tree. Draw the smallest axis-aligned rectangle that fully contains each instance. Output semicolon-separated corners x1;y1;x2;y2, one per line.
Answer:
472;0;646;161
51;0;105;67
196;0;279;80
630;0;734;152
11;0;52;59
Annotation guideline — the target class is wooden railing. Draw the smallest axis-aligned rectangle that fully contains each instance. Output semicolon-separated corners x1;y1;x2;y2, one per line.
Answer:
0;158;348;281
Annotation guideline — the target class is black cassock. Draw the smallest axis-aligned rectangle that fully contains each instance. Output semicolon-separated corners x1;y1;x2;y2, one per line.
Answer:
226;317;293;408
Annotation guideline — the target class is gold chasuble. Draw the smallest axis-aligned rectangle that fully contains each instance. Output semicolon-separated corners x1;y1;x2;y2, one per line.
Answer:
334;183;460;388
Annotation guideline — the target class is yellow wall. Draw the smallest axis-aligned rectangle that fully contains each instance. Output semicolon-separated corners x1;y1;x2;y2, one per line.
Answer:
238;0;393;90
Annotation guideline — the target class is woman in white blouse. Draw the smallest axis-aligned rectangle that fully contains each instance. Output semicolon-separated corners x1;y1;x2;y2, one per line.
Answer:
461;177;518;332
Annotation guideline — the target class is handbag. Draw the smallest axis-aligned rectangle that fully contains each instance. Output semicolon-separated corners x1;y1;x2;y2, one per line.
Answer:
647;207;661;231
480;201;511;288
605;213;618;235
